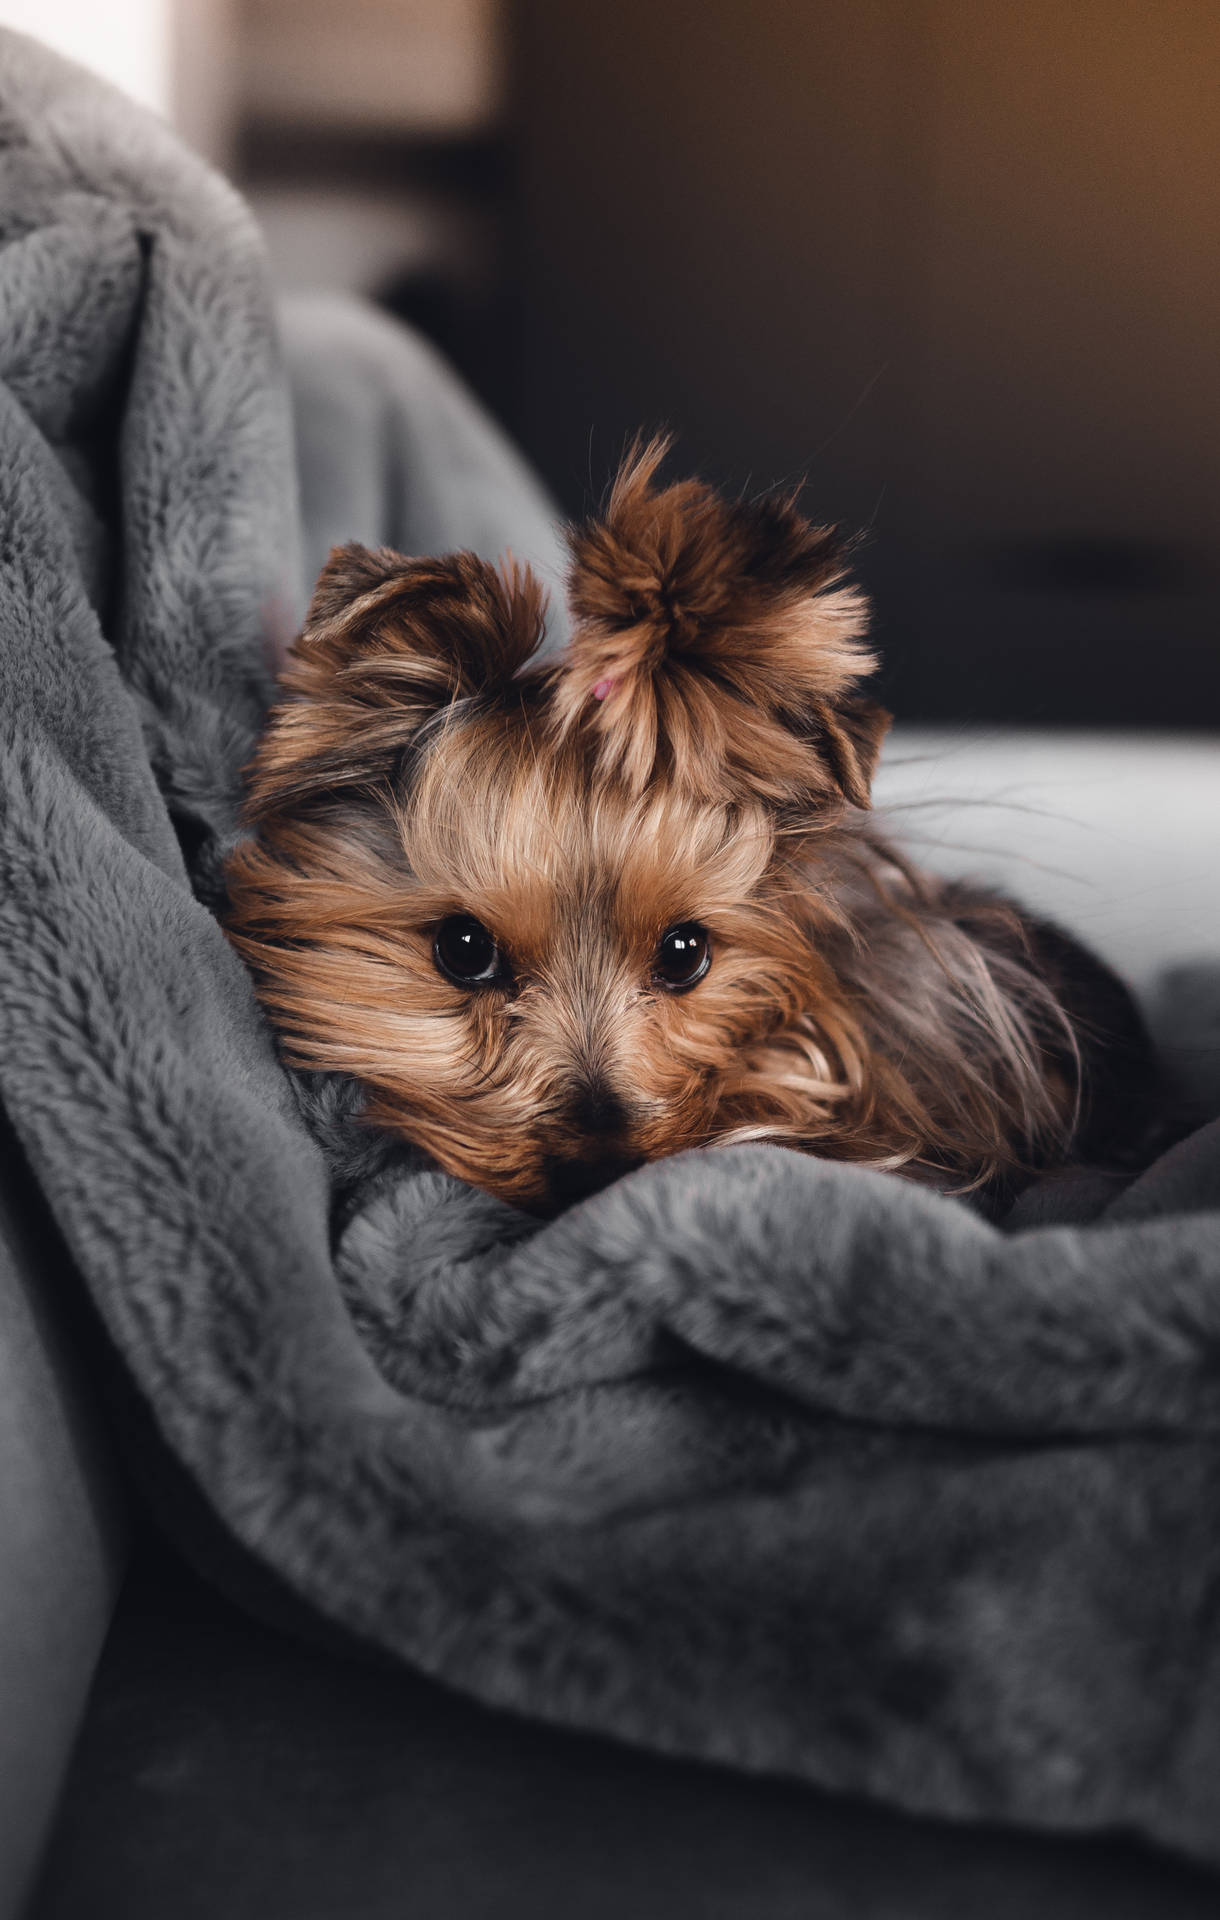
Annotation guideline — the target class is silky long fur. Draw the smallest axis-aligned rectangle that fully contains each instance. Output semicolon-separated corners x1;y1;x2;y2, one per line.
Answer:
226;442;1097;1212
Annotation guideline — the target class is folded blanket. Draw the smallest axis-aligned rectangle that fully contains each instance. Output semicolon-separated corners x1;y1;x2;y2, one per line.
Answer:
3;28;1220;1872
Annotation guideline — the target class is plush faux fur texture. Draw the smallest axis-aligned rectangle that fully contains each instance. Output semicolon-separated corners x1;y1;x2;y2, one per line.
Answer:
4;29;1220;1875
226;449;1153;1212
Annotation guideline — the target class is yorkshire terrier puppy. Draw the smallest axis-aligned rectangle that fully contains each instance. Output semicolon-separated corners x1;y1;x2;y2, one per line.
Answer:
225;440;1153;1214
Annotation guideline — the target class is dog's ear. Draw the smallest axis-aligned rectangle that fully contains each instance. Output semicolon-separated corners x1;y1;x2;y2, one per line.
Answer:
553;438;889;806
244;542;546;820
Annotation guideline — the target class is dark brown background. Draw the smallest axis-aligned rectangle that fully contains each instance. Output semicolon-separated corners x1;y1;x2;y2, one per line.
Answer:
234;0;1220;729
508;0;1220;724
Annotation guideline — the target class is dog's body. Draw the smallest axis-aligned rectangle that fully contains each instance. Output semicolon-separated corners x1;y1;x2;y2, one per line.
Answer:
225;442;1154;1213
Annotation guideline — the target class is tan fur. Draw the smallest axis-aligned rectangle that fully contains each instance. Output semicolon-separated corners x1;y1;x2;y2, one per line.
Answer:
225;445;1080;1212
554;436;887;805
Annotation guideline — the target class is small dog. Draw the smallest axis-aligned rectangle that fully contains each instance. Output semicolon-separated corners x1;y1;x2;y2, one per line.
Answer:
225;439;1152;1213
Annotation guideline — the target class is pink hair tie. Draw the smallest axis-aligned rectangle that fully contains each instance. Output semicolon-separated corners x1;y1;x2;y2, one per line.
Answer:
592;676;617;702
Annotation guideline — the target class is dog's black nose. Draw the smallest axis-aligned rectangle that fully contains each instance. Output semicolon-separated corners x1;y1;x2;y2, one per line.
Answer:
544;1152;637;1209
569;1081;628;1137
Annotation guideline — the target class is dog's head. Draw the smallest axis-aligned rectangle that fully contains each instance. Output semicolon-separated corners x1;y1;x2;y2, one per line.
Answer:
225;441;894;1209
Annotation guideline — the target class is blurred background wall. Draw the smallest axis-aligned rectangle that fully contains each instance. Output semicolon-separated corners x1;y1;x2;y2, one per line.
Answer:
4;0;1216;728
513;1;1220;728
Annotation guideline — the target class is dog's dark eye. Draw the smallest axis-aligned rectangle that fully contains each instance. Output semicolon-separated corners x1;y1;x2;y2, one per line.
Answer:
433;915;506;988
652;922;711;992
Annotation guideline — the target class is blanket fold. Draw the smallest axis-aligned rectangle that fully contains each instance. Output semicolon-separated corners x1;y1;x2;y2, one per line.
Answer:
3;27;1220;1870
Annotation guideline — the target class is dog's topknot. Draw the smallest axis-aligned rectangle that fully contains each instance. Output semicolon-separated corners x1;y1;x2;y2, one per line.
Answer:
553;436;886;806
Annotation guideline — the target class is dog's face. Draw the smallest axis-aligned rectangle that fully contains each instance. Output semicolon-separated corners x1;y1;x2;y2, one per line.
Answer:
225;442;892;1209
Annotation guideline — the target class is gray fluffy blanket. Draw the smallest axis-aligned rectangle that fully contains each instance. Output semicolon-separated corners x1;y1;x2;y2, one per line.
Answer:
3;29;1220;1870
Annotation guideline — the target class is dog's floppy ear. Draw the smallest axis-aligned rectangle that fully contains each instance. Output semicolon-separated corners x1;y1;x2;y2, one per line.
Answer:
244;542;546;820
553;438;889;807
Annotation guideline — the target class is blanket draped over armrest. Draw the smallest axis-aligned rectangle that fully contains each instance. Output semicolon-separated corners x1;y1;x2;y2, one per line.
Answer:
2;29;1220;1869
